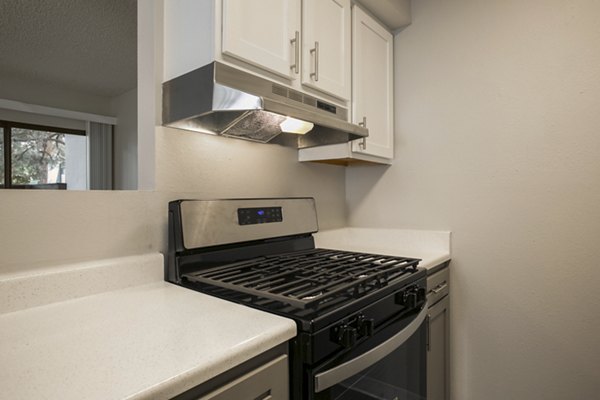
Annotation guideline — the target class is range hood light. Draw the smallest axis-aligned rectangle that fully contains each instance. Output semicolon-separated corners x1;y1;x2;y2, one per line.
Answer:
279;117;314;135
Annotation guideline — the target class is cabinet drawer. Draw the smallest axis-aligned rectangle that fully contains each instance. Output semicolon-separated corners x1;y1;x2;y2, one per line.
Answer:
199;355;288;400
427;268;449;306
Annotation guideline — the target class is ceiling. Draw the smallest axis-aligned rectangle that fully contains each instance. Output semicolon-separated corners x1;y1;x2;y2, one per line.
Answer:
0;0;137;98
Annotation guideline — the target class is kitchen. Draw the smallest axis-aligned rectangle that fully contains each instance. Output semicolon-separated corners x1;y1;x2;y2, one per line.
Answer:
1;0;599;399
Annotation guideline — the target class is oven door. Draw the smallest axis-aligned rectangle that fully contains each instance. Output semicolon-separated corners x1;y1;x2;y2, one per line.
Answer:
311;303;428;400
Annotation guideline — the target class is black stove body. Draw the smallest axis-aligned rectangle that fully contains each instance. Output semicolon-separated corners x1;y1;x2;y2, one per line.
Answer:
167;198;428;400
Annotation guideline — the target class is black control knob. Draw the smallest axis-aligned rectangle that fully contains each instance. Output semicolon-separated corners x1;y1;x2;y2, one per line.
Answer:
405;292;418;308
342;326;357;347
333;324;357;348
417;287;427;302
395;287;419;308
358;317;375;337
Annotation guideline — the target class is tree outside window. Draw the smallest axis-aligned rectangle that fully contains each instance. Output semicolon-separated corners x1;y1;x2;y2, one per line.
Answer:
11;128;66;185
1;121;85;189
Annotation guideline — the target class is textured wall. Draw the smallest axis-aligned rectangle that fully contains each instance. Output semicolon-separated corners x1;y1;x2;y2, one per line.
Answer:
0;0;136;99
0;191;160;274
346;0;600;398
155;126;348;230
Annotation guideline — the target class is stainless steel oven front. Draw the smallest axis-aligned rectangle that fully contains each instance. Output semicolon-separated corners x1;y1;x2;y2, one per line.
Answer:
293;299;428;400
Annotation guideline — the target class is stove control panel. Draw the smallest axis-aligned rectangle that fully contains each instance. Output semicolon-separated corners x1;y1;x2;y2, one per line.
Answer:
238;207;283;225
332;324;357;348
331;313;375;348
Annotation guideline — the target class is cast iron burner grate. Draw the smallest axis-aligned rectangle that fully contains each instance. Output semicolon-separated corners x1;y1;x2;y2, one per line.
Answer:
183;249;420;309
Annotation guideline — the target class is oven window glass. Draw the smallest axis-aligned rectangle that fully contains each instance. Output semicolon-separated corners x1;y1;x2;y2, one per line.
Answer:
316;322;427;400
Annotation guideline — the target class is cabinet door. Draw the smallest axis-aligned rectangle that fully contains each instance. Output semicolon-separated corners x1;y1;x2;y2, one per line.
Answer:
302;0;351;100
351;6;394;159
427;296;450;400
199;355;288;400
222;0;301;80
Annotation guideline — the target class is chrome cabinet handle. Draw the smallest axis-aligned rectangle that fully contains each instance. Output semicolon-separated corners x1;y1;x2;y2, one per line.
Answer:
257;392;272;400
310;41;319;81
290;31;299;74
358;116;367;149
431;282;448;294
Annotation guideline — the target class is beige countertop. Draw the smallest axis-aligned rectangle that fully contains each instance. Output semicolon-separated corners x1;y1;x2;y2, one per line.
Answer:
314;228;451;271
0;254;296;400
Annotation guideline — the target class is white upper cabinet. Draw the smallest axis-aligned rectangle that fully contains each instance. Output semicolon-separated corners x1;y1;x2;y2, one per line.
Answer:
301;0;351;101
164;0;351;106
221;0;301;80
222;0;351;101
298;5;394;164
351;5;394;159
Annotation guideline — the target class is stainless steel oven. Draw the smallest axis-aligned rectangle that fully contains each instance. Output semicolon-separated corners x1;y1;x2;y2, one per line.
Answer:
167;198;428;400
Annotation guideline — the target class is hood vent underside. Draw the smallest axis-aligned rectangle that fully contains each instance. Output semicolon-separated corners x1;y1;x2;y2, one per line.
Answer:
162;62;368;148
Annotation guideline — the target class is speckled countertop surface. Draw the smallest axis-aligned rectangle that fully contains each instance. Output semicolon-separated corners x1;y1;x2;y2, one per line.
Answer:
314;228;452;271
0;254;296;400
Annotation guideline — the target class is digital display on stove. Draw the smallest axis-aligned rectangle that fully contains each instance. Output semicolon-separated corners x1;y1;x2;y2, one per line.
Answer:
238;207;283;225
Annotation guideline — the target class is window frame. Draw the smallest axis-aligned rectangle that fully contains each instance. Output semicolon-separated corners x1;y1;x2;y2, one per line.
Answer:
0;120;86;189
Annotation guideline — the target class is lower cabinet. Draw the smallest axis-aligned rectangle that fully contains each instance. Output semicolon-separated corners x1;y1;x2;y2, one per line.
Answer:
173;346;289;400
427;265;450;400
199;355;288;400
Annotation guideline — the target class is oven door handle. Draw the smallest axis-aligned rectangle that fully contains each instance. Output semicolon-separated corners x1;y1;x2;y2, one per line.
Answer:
314;302;429;393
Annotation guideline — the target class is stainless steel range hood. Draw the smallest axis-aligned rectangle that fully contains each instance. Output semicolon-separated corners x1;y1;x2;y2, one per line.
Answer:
162;62;368;148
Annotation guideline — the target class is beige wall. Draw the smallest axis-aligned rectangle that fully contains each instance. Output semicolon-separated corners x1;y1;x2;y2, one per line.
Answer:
155;126;347;228
346;0;600;399
0;191;158;274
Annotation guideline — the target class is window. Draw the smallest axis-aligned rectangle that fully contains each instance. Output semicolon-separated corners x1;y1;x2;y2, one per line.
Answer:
0;121;86;189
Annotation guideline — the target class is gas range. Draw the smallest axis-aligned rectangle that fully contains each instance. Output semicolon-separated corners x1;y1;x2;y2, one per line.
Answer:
184;247;423;331
167;198;428;400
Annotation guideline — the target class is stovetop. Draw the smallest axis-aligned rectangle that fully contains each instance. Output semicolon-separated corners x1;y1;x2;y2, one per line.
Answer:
181;248;423;331
184;248;419;308
167;198;425;332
